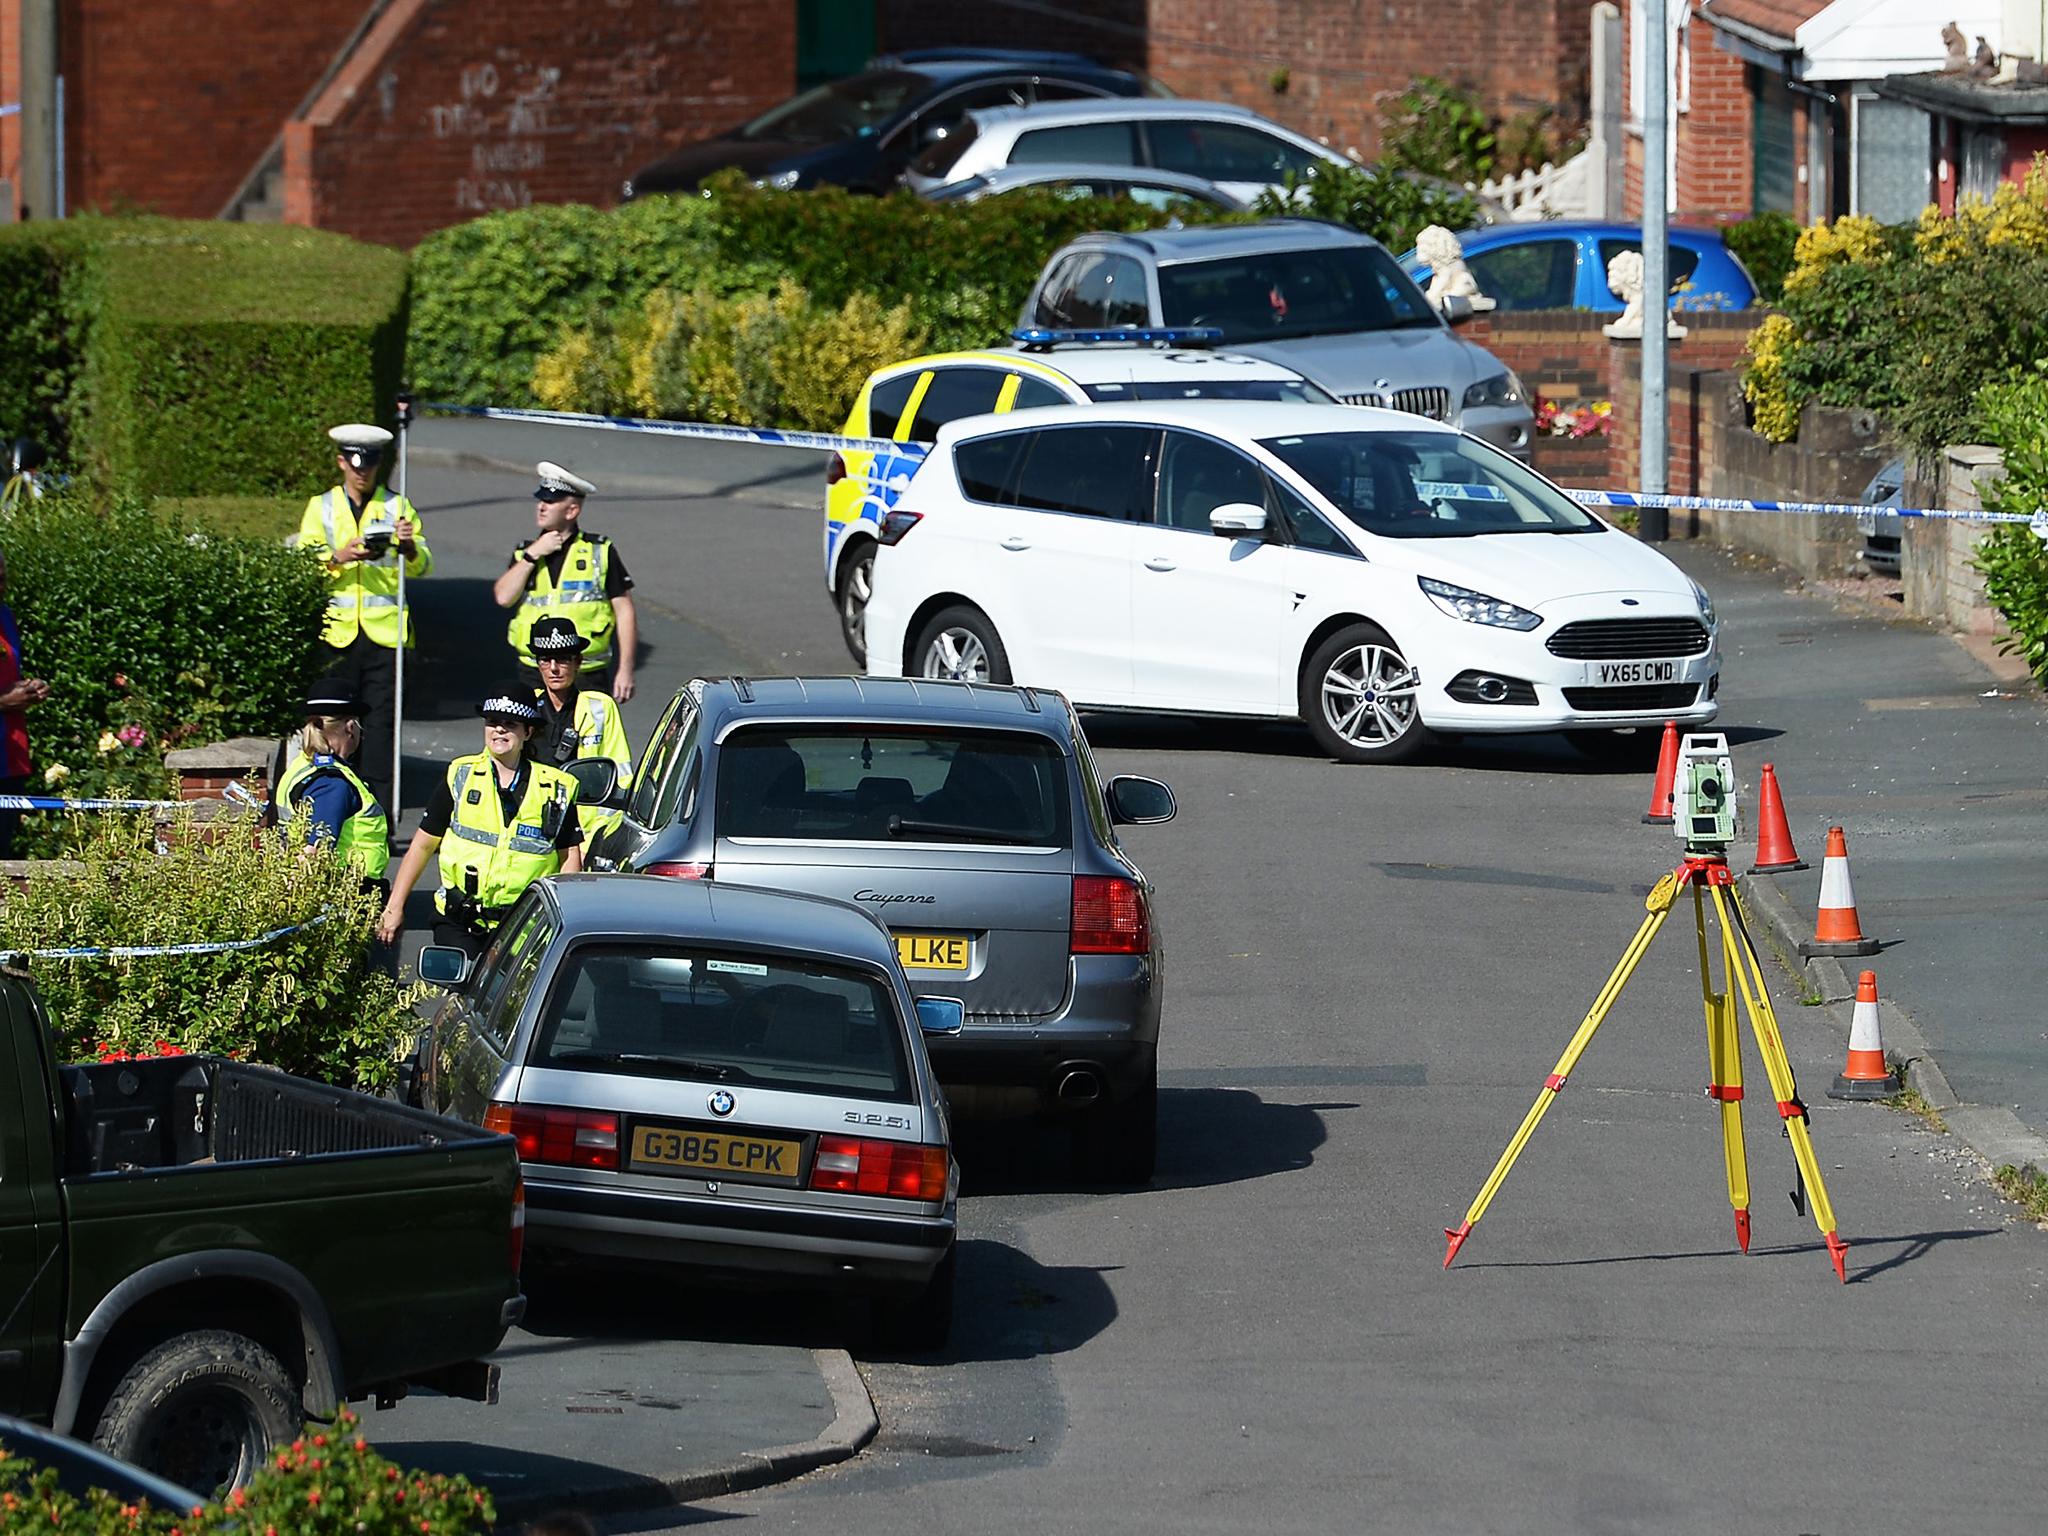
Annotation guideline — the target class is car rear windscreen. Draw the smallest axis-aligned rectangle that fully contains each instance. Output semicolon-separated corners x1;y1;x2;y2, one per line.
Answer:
532;943;913;1102
716;726;1070;847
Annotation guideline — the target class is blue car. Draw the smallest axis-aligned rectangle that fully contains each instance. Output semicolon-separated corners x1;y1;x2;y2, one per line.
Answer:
1400;222;1757;314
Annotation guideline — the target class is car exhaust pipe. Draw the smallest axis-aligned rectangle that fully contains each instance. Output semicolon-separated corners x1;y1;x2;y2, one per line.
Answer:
1056;1067;1102;1105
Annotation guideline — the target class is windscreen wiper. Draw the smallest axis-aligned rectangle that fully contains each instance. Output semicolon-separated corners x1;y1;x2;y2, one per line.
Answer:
551;1051;742;1081
886;814;1020;843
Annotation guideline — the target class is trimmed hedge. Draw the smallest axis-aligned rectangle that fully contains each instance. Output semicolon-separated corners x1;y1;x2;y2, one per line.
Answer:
0;217;407;497
409;176;1219;407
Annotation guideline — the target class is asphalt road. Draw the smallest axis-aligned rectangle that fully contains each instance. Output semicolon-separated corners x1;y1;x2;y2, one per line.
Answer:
400;418;2048;1533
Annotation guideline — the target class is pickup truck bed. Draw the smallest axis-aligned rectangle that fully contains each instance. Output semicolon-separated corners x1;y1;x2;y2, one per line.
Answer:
2;973;524;1494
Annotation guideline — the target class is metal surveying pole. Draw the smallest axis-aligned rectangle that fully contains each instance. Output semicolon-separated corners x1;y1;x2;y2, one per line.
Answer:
391;390;413;818
1640;0;1670;541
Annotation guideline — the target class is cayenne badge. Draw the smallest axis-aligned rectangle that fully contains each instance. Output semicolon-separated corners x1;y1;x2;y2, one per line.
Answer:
708;1089;736;1116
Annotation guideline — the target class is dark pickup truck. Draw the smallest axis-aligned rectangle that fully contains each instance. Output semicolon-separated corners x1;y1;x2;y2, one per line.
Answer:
0;967;525;1493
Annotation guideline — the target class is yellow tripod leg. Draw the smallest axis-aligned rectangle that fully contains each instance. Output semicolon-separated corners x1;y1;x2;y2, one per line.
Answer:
1444;871;1682;1268
1695;884;1751;1252
1710;882;1849;1282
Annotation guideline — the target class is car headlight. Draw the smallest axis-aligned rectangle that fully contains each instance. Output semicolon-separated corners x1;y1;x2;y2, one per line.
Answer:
1419;576;1542;630
751;168;802;191
1691;579;1717;628
1462;368;1525;410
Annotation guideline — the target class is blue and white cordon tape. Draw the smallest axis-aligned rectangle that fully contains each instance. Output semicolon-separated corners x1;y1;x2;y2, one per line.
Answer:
0;781;265;815
427;402;2046;533
12;910;336;961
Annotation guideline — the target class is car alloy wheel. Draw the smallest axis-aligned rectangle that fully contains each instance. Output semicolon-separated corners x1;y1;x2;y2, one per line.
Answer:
838;544;874;666
1302;622;1428;764
912;604;1012;685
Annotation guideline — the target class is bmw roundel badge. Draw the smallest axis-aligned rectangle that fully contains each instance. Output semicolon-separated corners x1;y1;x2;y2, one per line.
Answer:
708;1089;736;1117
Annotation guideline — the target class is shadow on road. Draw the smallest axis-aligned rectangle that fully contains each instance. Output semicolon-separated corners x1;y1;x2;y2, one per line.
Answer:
951;1086;1336;1197
1455;1226;1996;1278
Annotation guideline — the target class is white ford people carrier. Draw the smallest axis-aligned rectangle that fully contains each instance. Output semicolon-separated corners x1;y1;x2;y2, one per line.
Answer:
863;401;1720;763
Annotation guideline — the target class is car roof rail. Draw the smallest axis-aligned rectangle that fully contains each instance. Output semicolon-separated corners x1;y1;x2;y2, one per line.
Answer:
1019;685;1043;713
728;676;754;703
1010;326;1222;351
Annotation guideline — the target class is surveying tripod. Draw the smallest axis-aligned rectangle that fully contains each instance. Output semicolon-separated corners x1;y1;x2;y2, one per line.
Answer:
1441;851;1850;1283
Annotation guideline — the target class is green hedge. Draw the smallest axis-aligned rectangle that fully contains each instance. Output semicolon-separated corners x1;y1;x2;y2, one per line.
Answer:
409;177;1218;406
0;217;407;498
3;491;328;848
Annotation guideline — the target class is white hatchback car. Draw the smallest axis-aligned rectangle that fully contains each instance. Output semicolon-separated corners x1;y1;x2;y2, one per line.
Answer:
863;401;1721;762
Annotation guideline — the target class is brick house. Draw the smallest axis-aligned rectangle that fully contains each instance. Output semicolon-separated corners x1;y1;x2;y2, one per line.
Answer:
1619;0;2005;224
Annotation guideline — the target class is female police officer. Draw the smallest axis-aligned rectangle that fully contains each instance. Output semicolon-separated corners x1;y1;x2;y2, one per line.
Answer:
375;688;582;959
273;677;389;885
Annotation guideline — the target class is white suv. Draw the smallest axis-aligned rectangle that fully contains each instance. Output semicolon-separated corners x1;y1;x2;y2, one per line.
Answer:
864;401;1721;763
903;99;1352;204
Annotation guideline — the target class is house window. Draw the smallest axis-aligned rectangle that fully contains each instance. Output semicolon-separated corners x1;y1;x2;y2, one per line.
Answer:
1752;67;1797;215
1852;94;1929;223
1960;125;2003;201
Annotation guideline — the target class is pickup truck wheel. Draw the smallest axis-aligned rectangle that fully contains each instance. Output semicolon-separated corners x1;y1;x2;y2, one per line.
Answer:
93;1329;299;1495
872;1245;956;1354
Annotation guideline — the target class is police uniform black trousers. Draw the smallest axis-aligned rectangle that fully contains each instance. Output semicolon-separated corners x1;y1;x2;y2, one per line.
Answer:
318;638;399;824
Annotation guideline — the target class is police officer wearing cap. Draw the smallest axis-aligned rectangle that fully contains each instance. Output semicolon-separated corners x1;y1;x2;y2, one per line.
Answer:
376;688;582;959
298;423;433;823
526;616;633;840
493;461;638;701
273;677;390;884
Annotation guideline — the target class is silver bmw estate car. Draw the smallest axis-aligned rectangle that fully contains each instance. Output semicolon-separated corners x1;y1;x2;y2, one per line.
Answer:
585;676;1177;1184
419;874;960;1347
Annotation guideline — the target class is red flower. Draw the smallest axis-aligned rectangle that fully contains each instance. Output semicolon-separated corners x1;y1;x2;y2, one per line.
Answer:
306;1489;322;1507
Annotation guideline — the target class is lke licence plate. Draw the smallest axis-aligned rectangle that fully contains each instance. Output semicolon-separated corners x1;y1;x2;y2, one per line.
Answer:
897;933;970;971
1597;660;1677;685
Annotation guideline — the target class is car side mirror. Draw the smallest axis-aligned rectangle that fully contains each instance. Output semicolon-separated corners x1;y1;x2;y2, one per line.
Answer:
1209;502;1267;537
914;996;965;1036
417;946;474;987
1106;775;1176;825
563;757;623;809
1439;293;1475;324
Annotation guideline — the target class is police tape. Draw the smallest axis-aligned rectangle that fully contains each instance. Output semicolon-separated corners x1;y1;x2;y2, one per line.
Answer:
427;401;2047;532
0;782;266;815
12;910;337;961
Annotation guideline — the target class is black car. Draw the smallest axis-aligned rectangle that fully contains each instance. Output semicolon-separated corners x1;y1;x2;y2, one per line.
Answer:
622;50;1161;199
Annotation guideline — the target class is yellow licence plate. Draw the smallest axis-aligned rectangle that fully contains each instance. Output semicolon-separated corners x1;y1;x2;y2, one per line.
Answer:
895;933;970;971
629;1123;804;1184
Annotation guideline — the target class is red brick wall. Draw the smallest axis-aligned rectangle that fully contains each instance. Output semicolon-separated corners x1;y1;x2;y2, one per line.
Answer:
287;0;793;248
1462;309;1619;488
54;0;366;217
1621;1;1754;224
877;0;1590;160
1;1;19;213
1607;312;1760;493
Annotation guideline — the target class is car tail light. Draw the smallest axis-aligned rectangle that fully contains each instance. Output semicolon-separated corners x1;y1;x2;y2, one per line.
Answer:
825;452;846;486
509;1175;526;1275
878;509;923;546
1071;875;1149;955
644;861;710;879
485;1102;621;1171
809;1135;949;1200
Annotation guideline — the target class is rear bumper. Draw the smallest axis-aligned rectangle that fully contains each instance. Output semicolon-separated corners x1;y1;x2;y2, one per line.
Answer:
523;1178;954;1292
930;952;1161;1116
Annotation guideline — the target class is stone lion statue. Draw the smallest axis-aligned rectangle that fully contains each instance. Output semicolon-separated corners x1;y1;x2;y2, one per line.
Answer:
1602;247;1685;339
1414;224;1495;313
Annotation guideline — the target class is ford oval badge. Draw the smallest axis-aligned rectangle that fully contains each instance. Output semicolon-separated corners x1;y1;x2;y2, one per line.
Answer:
708;1089;736;1117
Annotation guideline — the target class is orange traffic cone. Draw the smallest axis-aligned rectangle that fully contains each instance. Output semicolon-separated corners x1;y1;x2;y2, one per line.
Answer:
1830;970;1900;1099
1799;826;1880;957
1748;763;1808;873
1641;721;1679;825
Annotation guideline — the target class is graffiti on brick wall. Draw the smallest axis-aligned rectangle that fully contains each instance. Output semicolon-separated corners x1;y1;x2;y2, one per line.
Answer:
428;60;558;211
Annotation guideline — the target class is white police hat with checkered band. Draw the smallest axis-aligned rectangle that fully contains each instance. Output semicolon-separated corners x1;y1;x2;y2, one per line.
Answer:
328;424;393;468
535;461;596;499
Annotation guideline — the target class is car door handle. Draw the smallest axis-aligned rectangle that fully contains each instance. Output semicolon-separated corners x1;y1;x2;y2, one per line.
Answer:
1144;557;1178;572
1000;536;1031;551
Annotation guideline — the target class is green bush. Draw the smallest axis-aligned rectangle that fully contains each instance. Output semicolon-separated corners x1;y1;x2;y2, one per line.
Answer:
0;217;406;498
413;179;1219;406
1723;210;1799;303
3;491;328;852
0;1406;493;1536
0;804;422;1089
1250;162;1484;254
1376;76;1496;182
534;280;926;430
1971;371;2048;684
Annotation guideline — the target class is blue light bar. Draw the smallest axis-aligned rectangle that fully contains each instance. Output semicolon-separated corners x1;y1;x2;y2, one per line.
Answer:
1010;326;1224;350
